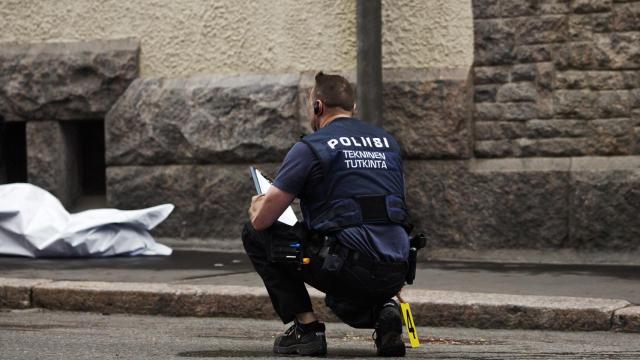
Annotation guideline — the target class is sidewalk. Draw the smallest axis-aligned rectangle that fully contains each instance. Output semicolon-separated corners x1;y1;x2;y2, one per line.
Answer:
1;250;639;333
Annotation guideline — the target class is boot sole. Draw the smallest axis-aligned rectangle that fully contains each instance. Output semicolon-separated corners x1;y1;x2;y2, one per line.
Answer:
273;339;327;356
376;331;406;357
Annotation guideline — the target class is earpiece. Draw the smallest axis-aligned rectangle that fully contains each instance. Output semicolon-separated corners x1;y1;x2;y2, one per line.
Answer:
313;101;321;115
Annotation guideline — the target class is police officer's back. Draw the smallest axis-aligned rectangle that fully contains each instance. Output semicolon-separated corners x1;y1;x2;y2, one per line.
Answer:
244;72;411;357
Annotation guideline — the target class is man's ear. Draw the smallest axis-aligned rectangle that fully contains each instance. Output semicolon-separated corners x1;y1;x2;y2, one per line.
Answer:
313;100;323;116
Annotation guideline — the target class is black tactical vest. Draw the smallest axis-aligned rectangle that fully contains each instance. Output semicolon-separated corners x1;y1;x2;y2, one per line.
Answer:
300;117;410;233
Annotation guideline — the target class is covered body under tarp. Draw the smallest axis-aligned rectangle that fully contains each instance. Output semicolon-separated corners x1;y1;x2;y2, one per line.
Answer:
0;183;173;257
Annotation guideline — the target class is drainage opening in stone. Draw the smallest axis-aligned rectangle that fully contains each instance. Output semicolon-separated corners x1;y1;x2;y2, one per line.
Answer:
73;120;107;210
0;120;28;183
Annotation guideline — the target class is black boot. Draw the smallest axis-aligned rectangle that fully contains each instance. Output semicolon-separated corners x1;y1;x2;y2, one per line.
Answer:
273;320;327;356
374;300;406;357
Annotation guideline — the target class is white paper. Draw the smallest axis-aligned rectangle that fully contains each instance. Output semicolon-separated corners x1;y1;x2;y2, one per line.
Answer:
253;169;298;226
0;183;173;258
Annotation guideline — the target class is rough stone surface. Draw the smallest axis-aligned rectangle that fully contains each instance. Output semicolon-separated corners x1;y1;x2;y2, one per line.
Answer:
110;69;475;166
472;0;640;157
382;68;473;159
474;19;515;66
496;82;537;102
32;281;278;319
476;122;527;140
515;44;554;63
106;74;301;166
526;119;590;138
475;84;499;103
570;169;640;250
26;121;80;207
0;278;51;309
612;2;640;31
474;66;510;84
554;90;598;119
520;137;592;156
631;89;640;108
405;289;628;331
106;164;279;238
475;102;538;121
405;160;570;250
589;118;635;155
569;13;611;41
512;64;537;82
612;306;640;333
555;70;639;90
0;39;139;122
405;157;640;251
472;0;500;19
509;15;569;45
474;139;521;157
109;154;640;252
571;0;613;14
26;280;632;331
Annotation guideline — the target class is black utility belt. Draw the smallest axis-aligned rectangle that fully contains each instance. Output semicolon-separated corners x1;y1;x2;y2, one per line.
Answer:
319;241;408;275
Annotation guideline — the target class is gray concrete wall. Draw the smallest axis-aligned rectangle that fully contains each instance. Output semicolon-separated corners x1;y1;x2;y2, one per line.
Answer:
0;0;473;77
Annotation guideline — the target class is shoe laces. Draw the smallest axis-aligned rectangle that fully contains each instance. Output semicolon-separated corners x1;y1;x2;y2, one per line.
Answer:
285;323;296;334
285;322;304;340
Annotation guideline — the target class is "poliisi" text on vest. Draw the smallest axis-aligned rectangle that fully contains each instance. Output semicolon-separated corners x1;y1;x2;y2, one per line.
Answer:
327;137;390;150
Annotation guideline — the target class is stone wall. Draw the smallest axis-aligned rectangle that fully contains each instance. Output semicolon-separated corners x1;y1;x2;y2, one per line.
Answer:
26;121;80;207
2;7;640;261
0;39;139;206
103;66;640;256
105;69;473;238
472;0;640;158
0;39;139;122
406;157;640;254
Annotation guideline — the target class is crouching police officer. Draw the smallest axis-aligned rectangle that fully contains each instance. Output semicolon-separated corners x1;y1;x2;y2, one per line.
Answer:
243;72;414;357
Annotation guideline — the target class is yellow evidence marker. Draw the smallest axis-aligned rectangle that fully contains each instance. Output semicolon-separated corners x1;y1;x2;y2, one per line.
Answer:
400;302;420;348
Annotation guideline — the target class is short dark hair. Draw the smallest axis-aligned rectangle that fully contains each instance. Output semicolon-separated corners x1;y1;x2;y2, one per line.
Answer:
312;72;355;112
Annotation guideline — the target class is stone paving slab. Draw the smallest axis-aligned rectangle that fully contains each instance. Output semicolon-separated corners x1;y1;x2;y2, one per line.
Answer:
612;306;640;333
0;278;634;332
0;277;51;309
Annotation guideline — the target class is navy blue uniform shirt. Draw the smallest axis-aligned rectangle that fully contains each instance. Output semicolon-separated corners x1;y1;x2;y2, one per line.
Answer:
272;140;409;262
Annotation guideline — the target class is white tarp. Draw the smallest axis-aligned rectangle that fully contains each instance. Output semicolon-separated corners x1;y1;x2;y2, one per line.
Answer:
0;183;173;257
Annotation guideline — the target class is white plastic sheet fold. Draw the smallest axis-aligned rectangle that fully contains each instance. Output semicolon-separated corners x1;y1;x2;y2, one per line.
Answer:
0;183;173;257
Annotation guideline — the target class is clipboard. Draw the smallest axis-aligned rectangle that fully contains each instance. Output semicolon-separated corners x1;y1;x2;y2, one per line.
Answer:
249;166;298;226
250;166;268;194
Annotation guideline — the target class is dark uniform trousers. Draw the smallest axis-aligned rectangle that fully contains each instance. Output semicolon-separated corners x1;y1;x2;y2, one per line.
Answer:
242;222;407;328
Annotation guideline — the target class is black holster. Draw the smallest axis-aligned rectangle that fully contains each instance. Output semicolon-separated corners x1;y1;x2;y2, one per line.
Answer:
320;235;351;274
406;233;427;285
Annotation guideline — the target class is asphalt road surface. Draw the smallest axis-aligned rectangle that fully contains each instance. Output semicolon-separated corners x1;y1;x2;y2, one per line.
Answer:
1;309;639;359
